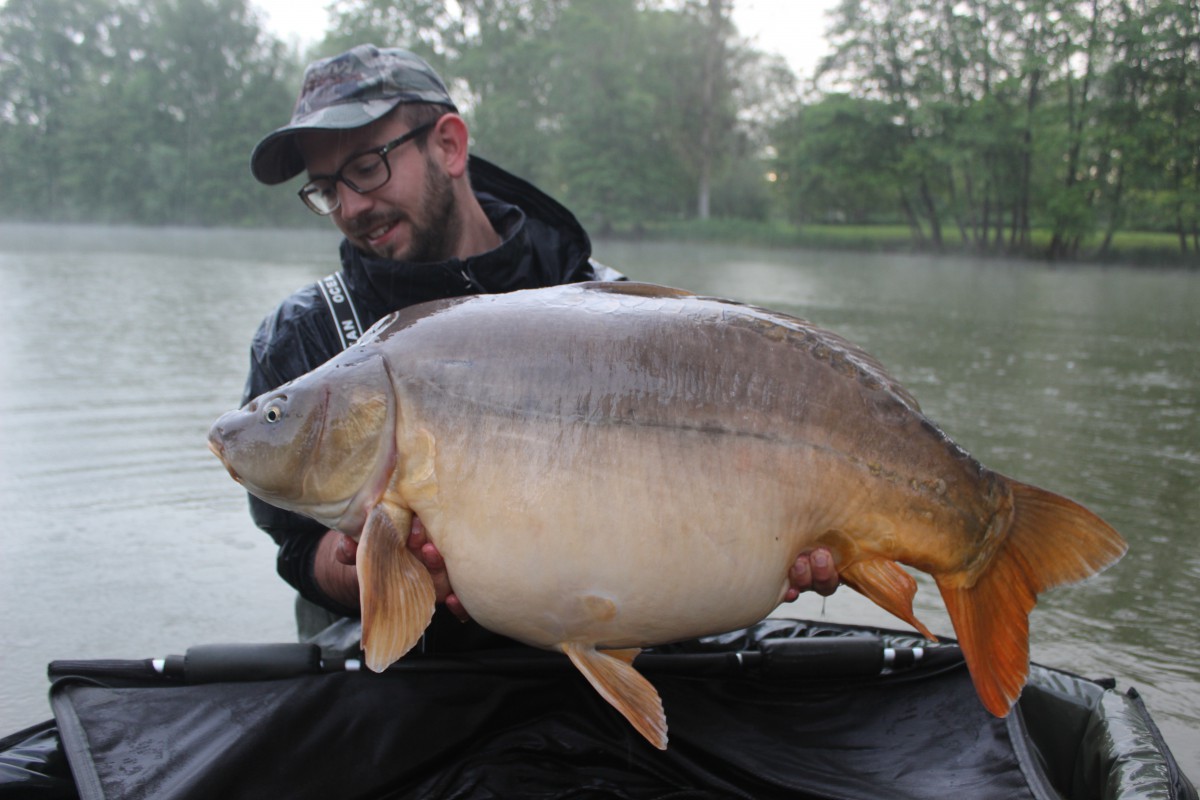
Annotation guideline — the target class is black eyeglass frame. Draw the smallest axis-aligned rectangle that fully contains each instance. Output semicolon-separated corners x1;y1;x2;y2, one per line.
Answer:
297;121;437;215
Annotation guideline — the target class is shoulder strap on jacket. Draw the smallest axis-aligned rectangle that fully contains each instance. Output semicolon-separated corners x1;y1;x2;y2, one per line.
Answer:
317;272;364;351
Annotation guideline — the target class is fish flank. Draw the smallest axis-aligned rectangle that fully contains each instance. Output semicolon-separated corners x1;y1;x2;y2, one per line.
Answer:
713;302;923;411
416;380;977;518
721;306;993;483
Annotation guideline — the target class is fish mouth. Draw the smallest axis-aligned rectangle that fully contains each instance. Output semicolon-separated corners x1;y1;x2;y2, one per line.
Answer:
207;436;241;484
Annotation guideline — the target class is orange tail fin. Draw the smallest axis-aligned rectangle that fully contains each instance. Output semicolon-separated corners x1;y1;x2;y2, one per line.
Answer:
936;478;1127;717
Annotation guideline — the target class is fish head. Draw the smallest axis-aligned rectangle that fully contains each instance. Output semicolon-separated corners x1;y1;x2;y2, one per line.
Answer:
208;351;396;533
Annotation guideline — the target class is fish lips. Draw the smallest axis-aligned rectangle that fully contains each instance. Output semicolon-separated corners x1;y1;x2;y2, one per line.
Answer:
206;433;239;483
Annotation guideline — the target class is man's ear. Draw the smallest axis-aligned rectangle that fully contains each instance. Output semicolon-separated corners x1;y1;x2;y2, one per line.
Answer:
428;114;470;178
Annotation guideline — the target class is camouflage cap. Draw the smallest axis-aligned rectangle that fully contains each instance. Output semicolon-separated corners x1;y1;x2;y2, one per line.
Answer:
250;44;457;185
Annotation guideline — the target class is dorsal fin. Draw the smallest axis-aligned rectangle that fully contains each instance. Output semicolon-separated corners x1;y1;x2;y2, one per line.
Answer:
581;281;696;299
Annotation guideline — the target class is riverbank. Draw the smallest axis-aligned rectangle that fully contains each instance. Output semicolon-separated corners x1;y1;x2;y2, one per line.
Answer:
3;217;1195;268
600;218;1200;268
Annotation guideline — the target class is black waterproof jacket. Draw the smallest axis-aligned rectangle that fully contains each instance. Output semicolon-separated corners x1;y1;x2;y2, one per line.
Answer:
241;155;621;643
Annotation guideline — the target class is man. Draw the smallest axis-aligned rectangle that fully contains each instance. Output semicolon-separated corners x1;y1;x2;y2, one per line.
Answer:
245;44;838;644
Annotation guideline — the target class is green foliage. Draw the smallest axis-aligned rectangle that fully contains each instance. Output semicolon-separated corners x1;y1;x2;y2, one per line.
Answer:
772;94;906;224
318;0;762;227
815;0;1200;259
546;0;695;227
0;0;1196;262
0;0;301;226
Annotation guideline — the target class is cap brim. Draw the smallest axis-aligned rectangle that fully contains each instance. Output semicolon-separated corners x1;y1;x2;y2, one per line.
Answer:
249;129;307;186
249;99;403;185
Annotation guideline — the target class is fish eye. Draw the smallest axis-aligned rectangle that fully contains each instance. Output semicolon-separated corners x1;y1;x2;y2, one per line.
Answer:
264;405;283;423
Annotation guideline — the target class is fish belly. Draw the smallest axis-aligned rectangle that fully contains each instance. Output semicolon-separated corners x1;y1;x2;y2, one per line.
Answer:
412;418;826;651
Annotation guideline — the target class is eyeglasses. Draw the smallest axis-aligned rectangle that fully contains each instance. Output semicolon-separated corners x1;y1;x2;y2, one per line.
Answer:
297;122;436;215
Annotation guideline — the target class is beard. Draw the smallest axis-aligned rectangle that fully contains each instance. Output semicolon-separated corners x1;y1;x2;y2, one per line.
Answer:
350;154;461;264
401;154;460;264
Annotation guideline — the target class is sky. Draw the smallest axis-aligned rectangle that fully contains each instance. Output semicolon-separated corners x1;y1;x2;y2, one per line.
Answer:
251;0;840;81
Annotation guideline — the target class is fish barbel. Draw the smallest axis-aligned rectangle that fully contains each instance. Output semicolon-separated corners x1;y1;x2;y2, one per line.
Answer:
209;282;1127;749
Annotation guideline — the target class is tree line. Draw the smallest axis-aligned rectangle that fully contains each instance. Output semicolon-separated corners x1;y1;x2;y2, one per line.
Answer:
788;0;1200;259
1;0;1196;260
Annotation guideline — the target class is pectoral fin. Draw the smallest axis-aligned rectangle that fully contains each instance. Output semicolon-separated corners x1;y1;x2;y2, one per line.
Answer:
562;643;666;750
357;503;436;672
842;558;937;641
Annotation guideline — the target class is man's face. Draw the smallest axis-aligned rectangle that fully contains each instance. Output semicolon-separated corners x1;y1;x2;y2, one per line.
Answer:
298;115;460;263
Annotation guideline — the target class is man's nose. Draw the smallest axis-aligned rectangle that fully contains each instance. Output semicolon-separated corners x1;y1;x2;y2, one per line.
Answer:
337;182;373;219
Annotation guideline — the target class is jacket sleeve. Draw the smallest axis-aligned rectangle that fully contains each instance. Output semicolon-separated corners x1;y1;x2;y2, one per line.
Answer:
241;296;361;618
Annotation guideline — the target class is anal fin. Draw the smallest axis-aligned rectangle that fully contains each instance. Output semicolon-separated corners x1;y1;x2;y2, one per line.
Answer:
358;503;436;672
562;643;666;750
603;648;642;665
842;558;937;641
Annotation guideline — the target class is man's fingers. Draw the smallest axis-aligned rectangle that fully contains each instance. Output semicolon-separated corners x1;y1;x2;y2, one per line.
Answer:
444;593;470;622
407;517;428;550
785;557;809;603
406;516;470;619
407;518;444;571
410;523;453;604
786;548;840;600
809;548;839;596
334;532;357;565
420;541;446;571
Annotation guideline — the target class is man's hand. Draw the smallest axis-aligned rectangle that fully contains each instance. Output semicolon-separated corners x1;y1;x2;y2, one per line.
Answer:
314;518;471;622
313;528;360;611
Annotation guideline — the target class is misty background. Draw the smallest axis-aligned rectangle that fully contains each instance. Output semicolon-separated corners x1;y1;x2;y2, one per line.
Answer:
1;0;1198;263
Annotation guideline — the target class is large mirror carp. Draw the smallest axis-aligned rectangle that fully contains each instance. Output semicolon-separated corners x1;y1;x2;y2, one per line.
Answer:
209;282;1126;749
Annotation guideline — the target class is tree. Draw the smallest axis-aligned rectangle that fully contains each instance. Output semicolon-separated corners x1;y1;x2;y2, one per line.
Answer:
0;0;126;218
806;0;1198;258
686;0;736;220
0;0;301;225
5;0;1195;249
546;0;691;228
1155;0;1200;253
819;0;951;247
771;94;906;224
322;0;780;226
135;0;299;224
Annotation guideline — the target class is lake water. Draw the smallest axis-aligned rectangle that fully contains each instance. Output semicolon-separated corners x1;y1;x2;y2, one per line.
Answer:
0;223;1196;776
